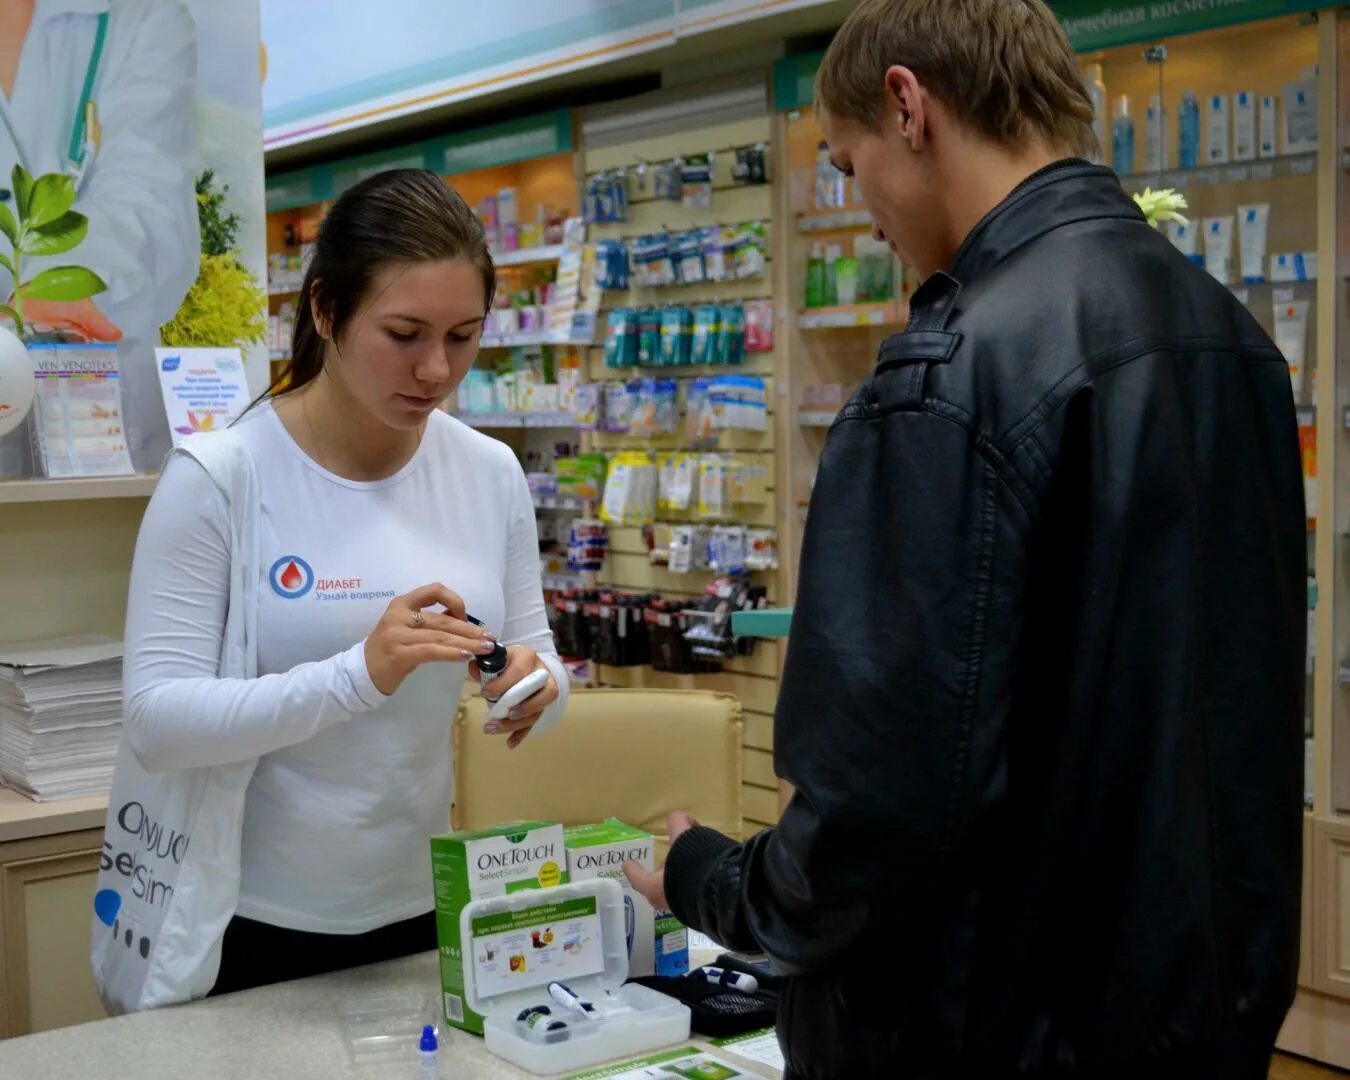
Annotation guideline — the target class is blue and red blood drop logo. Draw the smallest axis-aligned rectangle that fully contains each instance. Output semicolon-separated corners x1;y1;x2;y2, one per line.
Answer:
268;555;314;599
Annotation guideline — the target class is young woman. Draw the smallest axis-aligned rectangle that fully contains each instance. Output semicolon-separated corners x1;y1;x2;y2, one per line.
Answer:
111;169;568;996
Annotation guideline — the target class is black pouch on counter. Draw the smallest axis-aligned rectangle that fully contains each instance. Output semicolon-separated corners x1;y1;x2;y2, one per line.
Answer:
631;962;778;1038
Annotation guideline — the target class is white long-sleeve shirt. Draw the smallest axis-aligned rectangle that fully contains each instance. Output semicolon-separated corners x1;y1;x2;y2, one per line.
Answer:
122;403;567;933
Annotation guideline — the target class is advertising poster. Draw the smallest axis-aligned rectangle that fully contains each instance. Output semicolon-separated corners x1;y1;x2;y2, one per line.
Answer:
0;0;267;473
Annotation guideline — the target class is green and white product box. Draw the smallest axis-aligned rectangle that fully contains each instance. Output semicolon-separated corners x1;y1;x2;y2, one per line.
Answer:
431;821;566;1034
564;819;689;978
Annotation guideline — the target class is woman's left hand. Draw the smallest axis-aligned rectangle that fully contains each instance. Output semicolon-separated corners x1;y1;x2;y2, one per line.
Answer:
469;645;558;750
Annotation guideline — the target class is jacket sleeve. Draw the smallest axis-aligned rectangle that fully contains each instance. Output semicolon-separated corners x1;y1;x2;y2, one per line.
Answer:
122;454;387;773
664;405;1030;973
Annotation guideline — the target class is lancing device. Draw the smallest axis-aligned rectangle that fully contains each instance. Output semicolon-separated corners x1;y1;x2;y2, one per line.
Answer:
547;981;597;1020
698;966;759;994
467;615;551;722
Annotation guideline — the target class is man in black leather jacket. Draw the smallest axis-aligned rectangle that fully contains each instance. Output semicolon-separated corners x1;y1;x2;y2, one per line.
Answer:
626;1;1306;1077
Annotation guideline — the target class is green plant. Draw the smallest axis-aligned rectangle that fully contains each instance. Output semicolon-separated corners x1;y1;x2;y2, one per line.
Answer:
0;164;108;337
195;169;241;258
160;171;266;352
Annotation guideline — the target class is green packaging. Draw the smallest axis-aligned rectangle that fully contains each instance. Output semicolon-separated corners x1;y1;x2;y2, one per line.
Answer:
691;305;719;366
431;821;567;1034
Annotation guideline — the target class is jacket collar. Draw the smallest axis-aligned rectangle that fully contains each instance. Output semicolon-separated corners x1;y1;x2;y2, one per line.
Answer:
946;160;1144;287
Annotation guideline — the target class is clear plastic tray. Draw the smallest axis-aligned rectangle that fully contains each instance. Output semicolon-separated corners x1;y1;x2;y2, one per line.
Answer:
338;992;435;1068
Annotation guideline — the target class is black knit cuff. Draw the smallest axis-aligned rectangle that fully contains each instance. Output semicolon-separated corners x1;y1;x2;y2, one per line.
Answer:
663;826;738;931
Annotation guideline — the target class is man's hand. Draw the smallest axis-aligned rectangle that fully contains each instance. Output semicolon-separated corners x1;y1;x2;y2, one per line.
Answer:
625;811;698;912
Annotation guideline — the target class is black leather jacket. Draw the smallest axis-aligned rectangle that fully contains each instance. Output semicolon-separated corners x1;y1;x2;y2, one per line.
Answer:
665;161;1306;1079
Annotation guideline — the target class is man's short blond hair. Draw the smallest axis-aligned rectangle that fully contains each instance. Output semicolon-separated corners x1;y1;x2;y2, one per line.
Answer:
817;0;1096;158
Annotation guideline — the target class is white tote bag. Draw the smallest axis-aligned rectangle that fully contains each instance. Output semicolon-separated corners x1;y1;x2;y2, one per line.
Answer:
91;431;262;1013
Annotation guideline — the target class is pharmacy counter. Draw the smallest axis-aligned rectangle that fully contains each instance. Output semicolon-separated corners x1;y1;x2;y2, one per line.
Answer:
0;786;106;844
0;950;783;1079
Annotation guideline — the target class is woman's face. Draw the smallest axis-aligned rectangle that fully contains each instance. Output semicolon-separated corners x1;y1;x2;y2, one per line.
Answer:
326;257;486;429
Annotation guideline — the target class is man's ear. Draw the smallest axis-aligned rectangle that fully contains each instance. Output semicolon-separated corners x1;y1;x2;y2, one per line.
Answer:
884;65;927;152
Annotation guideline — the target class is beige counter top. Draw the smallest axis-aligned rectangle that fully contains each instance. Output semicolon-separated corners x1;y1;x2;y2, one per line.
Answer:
0;786;107;844
0;951;782;1080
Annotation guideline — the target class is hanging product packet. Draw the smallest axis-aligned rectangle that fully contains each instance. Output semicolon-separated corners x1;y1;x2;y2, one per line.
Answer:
681;153;714;208
716;305;746;366
702;226;729;283
692;306;719;366
673;231;706;285
660;307;693;366
604;309;638;369
744;300;775;353
604;381;633;433
637;308;663;367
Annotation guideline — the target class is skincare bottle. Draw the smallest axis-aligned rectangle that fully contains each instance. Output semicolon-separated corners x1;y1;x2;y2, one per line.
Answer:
1145;94;1166;173
1233;91;1257;162
1207;94;1230;164
1259;95;1279;159
1111;95;1136;175
805;244;826;308
1084;64;1109;165
1178;92;1200;169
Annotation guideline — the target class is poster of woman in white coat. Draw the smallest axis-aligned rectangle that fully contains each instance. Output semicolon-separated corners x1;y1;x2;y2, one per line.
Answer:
0;0;265;472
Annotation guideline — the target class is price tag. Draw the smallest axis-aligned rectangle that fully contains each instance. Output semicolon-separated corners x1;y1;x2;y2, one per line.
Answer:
1252;163;1275;181
1291;157;1315;176
1274;288;1296;304
1226;167;1250;183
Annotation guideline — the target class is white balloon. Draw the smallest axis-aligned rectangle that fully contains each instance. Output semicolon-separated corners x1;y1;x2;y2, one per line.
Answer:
0;327;35;438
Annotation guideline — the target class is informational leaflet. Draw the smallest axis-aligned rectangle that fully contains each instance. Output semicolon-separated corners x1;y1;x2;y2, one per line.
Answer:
470;896;604;1000
565;1046;754;1079
154;347;249;445
28;344;133;478
712;1029;785;1071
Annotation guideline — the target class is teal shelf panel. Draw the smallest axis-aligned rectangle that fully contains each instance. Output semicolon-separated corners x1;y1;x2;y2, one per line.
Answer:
732;608;792;639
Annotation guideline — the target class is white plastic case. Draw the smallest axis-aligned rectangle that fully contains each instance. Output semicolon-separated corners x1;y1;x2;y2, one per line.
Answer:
460;878;691;1074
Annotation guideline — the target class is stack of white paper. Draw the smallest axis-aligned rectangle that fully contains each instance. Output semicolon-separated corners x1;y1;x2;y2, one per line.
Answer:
0;636;123;802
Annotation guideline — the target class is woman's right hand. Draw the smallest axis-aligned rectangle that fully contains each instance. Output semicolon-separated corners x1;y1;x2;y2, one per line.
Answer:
364;583;498;696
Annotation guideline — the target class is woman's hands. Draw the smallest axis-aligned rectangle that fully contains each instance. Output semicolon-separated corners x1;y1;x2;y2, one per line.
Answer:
363;583;498;696
470;645;559;750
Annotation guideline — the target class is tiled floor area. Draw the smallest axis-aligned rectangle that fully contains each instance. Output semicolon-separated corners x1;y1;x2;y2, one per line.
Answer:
1272;1054;1350;1078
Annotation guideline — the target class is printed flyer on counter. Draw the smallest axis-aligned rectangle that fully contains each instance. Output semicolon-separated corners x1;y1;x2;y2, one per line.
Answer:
565;1046;754;1079
711;1030;785;1070
471;896;604;998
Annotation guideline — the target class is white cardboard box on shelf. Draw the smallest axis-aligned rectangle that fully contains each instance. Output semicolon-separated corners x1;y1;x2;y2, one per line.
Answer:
462;878;690;1075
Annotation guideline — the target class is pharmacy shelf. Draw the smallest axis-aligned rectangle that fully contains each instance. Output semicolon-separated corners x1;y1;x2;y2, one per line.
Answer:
797;410;839;427
1232;280;1317;306
798;303;907;330
795;209;872;232
542;572;587;592
1120;152;1317;192
453;412;581;430
479;330;597;349
269;349;289;362
489;244;568;268
267;283;302;297
0;473;159;504
532;494;584;511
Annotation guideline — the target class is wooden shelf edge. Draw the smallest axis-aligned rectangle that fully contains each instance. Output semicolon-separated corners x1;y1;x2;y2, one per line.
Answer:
0;474;159;505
